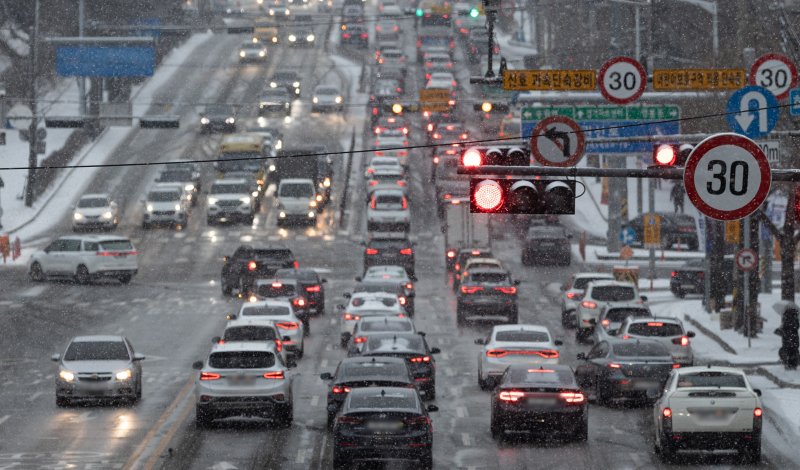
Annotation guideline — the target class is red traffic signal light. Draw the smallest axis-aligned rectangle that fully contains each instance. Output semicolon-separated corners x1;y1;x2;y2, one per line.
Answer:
462;147;483;167
470;178;576;214
460;146;529;167
654;144;677;166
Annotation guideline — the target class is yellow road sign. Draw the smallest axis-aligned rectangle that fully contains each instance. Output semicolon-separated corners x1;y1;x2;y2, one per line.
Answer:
643;214;661;248
502;69;597;91
725;220;741;244
419;88;451;112
652;69;747;91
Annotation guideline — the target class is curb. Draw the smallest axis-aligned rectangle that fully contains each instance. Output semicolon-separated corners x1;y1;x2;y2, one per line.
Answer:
683;314;738;354
755;366;800;389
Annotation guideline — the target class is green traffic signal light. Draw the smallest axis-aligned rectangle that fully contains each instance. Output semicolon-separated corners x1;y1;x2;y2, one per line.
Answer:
469;7;480;17
415;8;424;16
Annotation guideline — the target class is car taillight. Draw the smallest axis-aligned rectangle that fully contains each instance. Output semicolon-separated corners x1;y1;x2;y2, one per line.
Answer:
498;390;524;402
369;180;378;186
292;297;306;307
671;271;677;277
581;301;598;309
337;415;363;424
560;392;585;404
276;322;299;330
370;198;376;209
342;33;350;38
271;282;283;288
374;127;381;134
460;133;468;139
601;319;610;327
400;248;413;255
398;296;407;305
353;336;367;343
672;336;690;346
402;197;408;209
672;363;681;369
647;322;664;326
274;340;282;352
332;385;351;394
486;349;508;358
305;285;321;293
461;286;483;294
409;356;430;363
534;349;559;359
360;33;368;39
293;261;299;269
402;127;408;134
200;372;220;381
433;133;441;139
397;180;407;187
754;407;763;431
447;250;456;258
343;313;360;321
365;248;379;255
405;283;414;290
427;123;434;132
263;371;284;379
494;287;516;294
663;407;672;418
449;39;455;48
404;415;431;426
372;107;378;115
433;156;440;164
454;263;460;270
248;261;257;271
608;363;622;369
754;407;762;417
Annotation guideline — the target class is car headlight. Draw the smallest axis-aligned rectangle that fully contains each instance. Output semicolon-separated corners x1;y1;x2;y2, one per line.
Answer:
251;191;259;198
259;50;266;57
308;211;316;218
288;34;297;42
115;369;132;381
307;34;315;42
174;204;182;211
184;184;195;192
293;81;300;88
59;370;75;382
309;200;317;208
102;211;113;219
269;164;277;172
225;117;235;124
312;97;319;103
200;117;210;124
323;177;331;187
240;196;251;204
279;211;286;218
335;96;343;104
272;37;278;43
146;204;154;212
316;194;323;202
270;82;277;88
208;197;218;205
73;212;84;221
239;50;246;57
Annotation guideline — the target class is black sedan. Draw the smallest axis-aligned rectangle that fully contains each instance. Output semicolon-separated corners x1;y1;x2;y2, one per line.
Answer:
574;339;676;404
455;267;520;324
357;333;440;399
522;224;572;266
320;356;415;428
332;387;437;469
268;70;302;97
258;89;293;116
489;364;588;441
670;257;734;298
625;212;699;250
275;268;327;315
363;236;415;276
199;104;237;133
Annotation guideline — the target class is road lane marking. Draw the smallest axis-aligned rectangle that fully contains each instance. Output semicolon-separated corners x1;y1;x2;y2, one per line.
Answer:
0;415;9;426
30;379;41;386
456;406;468;418
19;285;47;298
130;315;139;322
311;395;319;407
320;359;328;368
461;433;471;446
27;391;43;402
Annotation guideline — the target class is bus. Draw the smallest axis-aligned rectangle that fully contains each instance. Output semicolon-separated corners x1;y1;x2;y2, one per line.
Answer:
216;133;267;185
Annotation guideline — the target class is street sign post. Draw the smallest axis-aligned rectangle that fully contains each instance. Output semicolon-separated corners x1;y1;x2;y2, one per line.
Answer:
725;86;779;139
749;53;798;100
790;88;800;116
6;104;33;130
529;116;585;167
620;227;636;245
735;248;758;272
652;68;746;91
419;89;451;112
643;214;661;249
521;105;680;154
502;69;597;91
684;133;771;221
597;57;646;105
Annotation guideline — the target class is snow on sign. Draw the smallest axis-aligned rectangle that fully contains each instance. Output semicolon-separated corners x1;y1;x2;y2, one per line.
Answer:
735;248;758;272
597;57;646;105
683;133;771;221
749;53;798;101
530;116;585;167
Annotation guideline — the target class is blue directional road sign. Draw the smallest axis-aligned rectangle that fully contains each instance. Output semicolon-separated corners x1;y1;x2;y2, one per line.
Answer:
726;85;779;139
790;88;800;116
620;227;636;245
56;46;155;77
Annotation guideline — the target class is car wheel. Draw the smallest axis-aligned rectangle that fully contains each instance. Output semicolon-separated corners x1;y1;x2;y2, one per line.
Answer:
425;386;436;400
521;251;531;266
456;304;466;325
595;381;610;406
332;451;347;470
56;396;70;407
574;418;588;442
75;265;91;285
29;262;45;282
118;274;132;285
196;406;213;428
676;288;686;299
420;451;433;469
561;309;572;328
658;432;677;463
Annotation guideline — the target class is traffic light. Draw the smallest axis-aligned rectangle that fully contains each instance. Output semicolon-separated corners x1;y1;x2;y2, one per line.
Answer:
473;101;510;118
652;143;693;166
460;146;529;167
469;7;480;17
470;178;576;214
416;8;424;16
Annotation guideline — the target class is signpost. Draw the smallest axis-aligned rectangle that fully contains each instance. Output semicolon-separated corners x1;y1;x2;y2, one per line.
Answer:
419;89;451;113
502;69;597;91
683;133;771;221
597;57;647;105
643;213;661;249
520;105;680;154
529;116;585;167
725;86;779;139
652;68;746;91
620;227;636;246
749;53;798;100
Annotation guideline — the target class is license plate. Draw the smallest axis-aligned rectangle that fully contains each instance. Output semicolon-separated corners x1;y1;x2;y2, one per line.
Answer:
633;380;659;390
527;398;557;407
367;421;403;431
228;375;255;385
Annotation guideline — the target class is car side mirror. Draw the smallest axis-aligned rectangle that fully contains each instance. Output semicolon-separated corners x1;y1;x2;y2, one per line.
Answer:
430;347;441;354
474;338;486;345
355;276;362;282
640;295;648;302
554;339;563;346
426;404;439;412
51;353;60;362
133;353;146;361
576;353;586;360
514;280;521;286
343;293;351;299
192;361;204;370
687;331;696;338
212;336;221;343
753;388;762;397
336;304;345;310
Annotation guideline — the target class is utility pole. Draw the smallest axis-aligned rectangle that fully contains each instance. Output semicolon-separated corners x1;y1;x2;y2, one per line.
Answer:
25;0;40;207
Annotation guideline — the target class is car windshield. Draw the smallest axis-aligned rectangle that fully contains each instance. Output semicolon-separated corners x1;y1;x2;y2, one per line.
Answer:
147;190;180;202
223;326;277;342
361;320;412;332
64;341;129;361
612;342;670;357
495;331;549;342
341;362;407;378
348;393;416;410
273;72;298;80
470;272;508;284
210;183;250;194
205;105;232;115
77;197;109;208
676;372;747;388
573;277;611;290
315;87;338;95
592;286;636;301
373;195;404;208
627;322;684;337
606;308;651;323
240;305;291;316
508;368;575;386
279;183;314;198
208;351;275;369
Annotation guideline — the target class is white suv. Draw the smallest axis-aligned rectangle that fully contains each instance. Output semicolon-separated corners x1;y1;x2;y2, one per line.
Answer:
142;184;190;228
575;280;644;342
29;235;138;284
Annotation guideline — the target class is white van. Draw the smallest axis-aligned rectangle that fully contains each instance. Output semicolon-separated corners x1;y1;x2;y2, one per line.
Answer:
29;235;138;284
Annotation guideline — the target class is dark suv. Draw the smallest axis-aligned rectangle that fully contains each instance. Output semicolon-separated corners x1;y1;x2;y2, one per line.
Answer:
221;245;297;296
363;237;415;276
356;333;440;398
275;268;327;315
456;267;520;324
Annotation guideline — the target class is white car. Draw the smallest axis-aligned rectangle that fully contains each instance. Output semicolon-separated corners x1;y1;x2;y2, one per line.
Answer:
653;366;763;463
192;342;294;427
560;272;615;327
207;178;255;225
233;300;306;358
454;257;503;290
374;134;410;167
362;264;414;286
575;280;644;342
142;184;190;228
311;85;344;112
348;315;417;352
616;316;695;366
365;156;404;178
474;324;563;389
366;169;407;200
591;303;653;343
29;235;138;284
276;178;318;226
338;292;406;347
72;193;120;231
214;317;292;364
367;189;410;233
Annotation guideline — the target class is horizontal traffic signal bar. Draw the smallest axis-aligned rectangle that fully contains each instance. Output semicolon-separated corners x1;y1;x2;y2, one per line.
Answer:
461;146;529;167
470;178;576;214
139;116;180;128
459;165;685;179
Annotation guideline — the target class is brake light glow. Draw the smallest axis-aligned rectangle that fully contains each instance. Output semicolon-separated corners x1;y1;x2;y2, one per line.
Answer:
276;322;299;330
306;285;321;293
672;363;681;369
671;271;677;277
672;335;690;346
409;356;431;363
494;287;516;294
292;297;306;307
353;336;367;343
274;340;282;352
461;286;483;294
405;283;414;290
498;390;524;402
647;322;664;326
200;372;221;381
397;180;407;187
343;313;360;321
471;250;481;255
447;250;456;258
754;408;762;417
365;248;379;255
400;248;413;255
271;282;283;288
332;385;351;394
663;407;672;418
608;363;622;369
293;261;299;269
263;371;284;379
566;292;578;299
581;301;598;309
560;392;586;404
369;180;378;186
601;319;610;327
402;197;408;209
248;261;257;271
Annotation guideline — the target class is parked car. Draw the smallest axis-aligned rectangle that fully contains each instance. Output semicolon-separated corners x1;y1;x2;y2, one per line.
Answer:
625;212;699;250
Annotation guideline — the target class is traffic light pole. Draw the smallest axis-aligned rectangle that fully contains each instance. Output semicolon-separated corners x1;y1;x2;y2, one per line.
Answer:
458;165;800;182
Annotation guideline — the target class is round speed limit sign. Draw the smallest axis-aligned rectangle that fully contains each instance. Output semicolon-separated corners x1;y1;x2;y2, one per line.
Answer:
683;133;771;221
749;53;798;100
598;57;646;105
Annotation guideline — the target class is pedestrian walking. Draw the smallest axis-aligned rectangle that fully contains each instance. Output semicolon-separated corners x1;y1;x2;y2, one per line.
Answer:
670;182;685;213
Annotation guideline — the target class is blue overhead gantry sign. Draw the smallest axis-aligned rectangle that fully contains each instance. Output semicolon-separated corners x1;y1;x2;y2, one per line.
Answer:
52;37;155;77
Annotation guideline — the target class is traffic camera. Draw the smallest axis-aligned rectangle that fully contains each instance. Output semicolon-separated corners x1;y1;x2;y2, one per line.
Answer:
470;178;576;214
460;146;529;167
